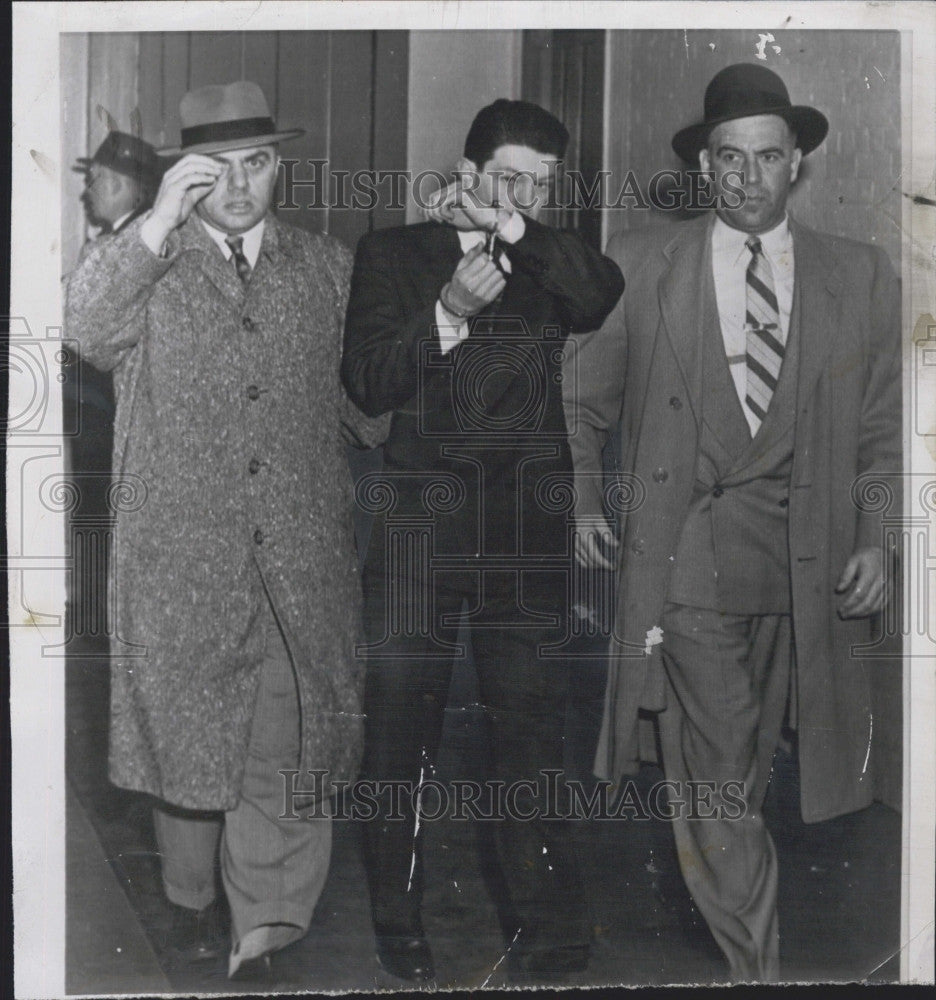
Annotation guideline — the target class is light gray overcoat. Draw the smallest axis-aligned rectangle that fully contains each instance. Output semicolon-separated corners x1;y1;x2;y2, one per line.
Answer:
565;215;901;823
66;212;385;810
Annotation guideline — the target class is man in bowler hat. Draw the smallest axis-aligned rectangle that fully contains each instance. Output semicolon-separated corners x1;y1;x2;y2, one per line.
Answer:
67;81;384;981
565;63;900;980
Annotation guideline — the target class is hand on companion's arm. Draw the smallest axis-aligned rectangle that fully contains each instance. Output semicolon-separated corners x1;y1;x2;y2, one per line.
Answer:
835;546;886;618
574;519;618;571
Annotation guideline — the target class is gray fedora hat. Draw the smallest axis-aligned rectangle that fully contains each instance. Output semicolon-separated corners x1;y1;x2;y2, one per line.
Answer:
672;63;828;163
158;80;303;156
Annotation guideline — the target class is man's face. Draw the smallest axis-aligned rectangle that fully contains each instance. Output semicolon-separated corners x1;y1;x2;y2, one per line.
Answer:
82;163;134;227
699;114;802;234
478;143;561;222
195;144;278;235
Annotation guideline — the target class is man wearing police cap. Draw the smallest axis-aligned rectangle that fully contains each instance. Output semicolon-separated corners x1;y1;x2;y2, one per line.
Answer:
75;130;161;235
565;63;901;980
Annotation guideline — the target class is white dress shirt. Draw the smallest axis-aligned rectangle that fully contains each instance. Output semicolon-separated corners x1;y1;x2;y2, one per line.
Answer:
200;216;266;269
710;214;795;435
435;211;525;355
112;210;136;234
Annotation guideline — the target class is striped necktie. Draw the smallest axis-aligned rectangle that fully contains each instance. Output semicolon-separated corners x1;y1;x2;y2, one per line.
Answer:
225;234;252;285
744;235;784;432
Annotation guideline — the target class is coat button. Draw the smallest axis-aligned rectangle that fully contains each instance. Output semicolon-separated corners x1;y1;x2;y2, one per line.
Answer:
247;385;260;400
253;529;264;545
243;316;256;331
653;467;668;483
712;486;724;498
778;497;789;508
669;396;682;410
248;458;261;475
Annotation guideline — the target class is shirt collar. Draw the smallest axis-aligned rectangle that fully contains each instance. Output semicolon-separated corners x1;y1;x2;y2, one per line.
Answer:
199;216;266;267
457;229;487;253
455;227;513;274
111;210;136;234
712;213;791;265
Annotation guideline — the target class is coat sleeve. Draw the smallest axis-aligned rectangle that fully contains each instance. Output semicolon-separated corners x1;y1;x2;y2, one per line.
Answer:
320;238;392;449
64;215;175;372
507;215;625;331
854;245;902;552
562;230;630;524
341;230;441;418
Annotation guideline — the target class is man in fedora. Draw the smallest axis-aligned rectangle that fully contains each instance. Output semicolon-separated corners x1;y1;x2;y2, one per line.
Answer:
75;130;161;235
565;63;900;980
66;80;385;981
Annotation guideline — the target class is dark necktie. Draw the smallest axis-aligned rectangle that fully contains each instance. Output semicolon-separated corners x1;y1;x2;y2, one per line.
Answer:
744;235;784;432
225;234;252;285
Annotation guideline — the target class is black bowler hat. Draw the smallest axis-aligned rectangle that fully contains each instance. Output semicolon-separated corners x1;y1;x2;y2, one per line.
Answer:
74;131;161;184
671;63;829;163
158;81;303;156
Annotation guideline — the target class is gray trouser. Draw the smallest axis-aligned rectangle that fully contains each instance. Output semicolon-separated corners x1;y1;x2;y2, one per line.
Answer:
657;603;791;983
152;601;331;958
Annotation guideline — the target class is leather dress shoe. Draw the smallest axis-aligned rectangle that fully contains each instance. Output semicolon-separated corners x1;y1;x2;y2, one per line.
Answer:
228;951;274;983
375;932;436;982
165;900;226;962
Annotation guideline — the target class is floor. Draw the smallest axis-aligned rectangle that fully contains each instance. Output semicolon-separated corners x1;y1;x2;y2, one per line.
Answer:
66;635;902;994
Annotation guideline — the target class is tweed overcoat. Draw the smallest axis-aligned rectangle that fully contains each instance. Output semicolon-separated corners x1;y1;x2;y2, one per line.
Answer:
65;212;386;810
564;214;901;823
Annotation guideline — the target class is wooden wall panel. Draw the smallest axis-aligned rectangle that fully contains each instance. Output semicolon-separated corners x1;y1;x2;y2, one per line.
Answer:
187;32;242;91
522;30;604;248
243;32;278;111
159;33;191;155
276;32;332;235
60;33;90;276
327;32;376;249
137;34;165;146
371;32;409;234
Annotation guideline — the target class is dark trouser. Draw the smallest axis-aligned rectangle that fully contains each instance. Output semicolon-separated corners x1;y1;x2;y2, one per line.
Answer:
360;565;589;955
657;603;792;983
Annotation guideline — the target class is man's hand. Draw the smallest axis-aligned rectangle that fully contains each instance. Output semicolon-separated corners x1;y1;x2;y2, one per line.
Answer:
573;519;619;571
141;154;225;254
422;177;512;233
441;243;506;318
835;546;886;619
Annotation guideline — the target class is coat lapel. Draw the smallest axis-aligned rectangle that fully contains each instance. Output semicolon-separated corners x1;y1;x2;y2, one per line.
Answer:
656;215;712;423
176;213;246;305
789;217;843;409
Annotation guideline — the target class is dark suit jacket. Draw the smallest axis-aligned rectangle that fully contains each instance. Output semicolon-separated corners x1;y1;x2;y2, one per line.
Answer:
342;218;624;589
565;213;901;822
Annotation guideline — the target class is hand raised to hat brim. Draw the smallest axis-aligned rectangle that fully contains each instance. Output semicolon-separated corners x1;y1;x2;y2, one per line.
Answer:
141;153;224;255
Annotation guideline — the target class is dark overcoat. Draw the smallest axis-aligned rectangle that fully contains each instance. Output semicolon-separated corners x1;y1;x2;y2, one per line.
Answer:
341;218;625;594
565;214;901;823
65;212;386;810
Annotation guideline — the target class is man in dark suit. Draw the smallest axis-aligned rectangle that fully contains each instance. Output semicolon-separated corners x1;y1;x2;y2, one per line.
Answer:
566;64;901;981
342;99;624;984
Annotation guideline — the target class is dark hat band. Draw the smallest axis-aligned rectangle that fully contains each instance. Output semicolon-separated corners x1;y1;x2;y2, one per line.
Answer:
180;116;277;150
706;87;790;122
